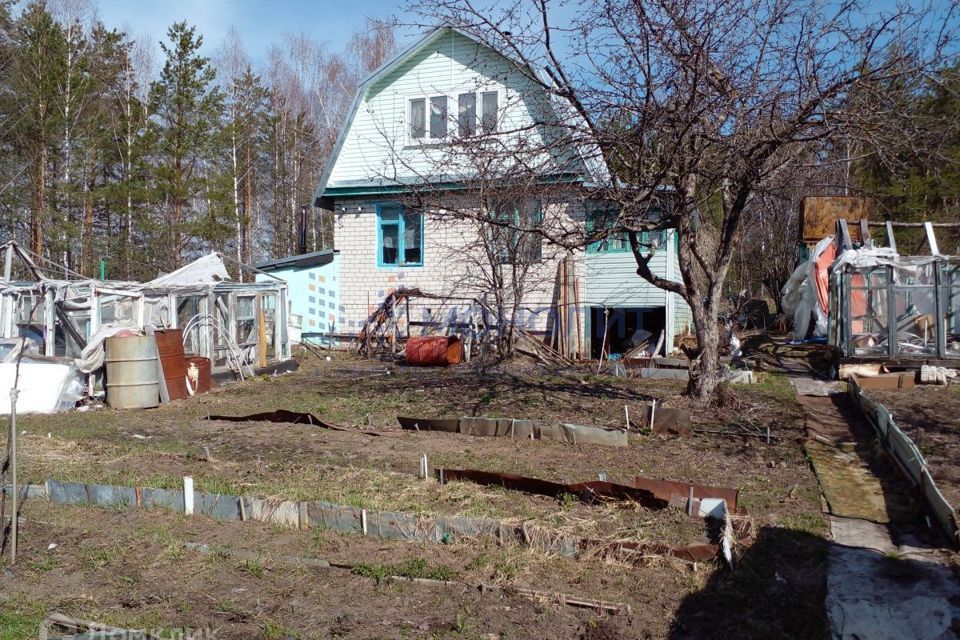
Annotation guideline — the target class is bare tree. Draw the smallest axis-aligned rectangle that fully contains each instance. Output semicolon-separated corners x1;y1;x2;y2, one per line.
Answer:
409;0;956;398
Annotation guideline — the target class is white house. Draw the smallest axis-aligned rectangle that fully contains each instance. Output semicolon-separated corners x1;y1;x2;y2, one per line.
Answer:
313;26;691;356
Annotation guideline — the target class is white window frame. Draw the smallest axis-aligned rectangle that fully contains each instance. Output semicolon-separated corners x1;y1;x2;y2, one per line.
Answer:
407;94;449;145
406;88;503;145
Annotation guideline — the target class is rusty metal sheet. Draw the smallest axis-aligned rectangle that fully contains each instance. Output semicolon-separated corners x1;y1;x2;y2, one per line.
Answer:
398;416;460;432
633;476;740;513
800;196;870;242
206;410;358;434
439;468;668;509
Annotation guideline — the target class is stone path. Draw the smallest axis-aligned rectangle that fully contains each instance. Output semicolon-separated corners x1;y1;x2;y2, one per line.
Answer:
789;375;960;640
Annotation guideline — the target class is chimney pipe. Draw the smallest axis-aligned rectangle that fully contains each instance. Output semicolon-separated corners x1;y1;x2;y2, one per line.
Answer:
298;205;308;255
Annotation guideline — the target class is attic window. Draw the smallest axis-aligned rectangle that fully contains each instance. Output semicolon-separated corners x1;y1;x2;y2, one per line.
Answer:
409;98;426;139
481;91;498;134
409;96;448;141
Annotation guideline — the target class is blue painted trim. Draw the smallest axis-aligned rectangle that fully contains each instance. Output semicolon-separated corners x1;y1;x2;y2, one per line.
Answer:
375;203;424;269
586;208;630;254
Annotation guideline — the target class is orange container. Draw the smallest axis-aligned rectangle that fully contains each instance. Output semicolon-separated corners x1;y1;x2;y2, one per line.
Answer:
406;336;463;366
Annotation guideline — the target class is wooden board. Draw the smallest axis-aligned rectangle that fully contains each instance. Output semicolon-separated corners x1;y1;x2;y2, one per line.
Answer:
800;196;872;242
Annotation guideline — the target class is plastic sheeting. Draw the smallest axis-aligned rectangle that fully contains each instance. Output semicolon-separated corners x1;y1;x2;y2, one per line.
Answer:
146;252;230;287
77;322;140;373
398;415;629;447
783;236;836;339
0;360;84;413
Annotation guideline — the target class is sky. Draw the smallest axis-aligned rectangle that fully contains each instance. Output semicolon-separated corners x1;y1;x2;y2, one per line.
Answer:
96;0;418;64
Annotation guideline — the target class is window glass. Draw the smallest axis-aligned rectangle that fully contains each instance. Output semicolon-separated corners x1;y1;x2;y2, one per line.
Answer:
378;206;423;267
381;220;400;265
403;210;422;264
458;93;476;137
410;98;426;139
481;91;498;133
489;199;541;263
430;96;447;138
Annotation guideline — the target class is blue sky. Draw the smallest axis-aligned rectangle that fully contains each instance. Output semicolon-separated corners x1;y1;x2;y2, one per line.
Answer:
96;0;418;63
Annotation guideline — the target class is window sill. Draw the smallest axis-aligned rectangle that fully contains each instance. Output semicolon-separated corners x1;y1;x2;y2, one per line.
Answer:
377;263;424;269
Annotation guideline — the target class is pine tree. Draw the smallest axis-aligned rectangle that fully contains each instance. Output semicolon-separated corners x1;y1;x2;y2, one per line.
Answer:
148;21;223;270
11;1;66;257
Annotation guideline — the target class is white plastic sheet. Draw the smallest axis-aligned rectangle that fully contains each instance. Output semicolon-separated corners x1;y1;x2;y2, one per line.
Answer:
147;253;230;287
0;361;84;414
782;236;835;338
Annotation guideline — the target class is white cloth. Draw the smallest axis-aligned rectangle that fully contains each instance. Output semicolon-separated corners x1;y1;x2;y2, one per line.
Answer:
77;322;141;373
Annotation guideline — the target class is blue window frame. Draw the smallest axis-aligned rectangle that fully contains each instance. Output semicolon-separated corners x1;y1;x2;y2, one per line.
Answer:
377;204;423;267
586;208;628;254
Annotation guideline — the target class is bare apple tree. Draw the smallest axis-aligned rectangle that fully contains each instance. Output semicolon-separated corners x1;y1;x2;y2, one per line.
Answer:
408;0;956;398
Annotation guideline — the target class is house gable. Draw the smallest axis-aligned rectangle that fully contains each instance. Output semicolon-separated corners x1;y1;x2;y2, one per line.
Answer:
316;27;603;201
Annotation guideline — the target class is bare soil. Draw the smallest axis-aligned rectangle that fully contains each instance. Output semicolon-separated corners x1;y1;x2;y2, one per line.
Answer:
870;386;960;511
0;352;830;639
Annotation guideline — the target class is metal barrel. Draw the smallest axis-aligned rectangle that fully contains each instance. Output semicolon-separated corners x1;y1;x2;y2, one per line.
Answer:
105;335;160;409
154;328;189;400
406;336;463;366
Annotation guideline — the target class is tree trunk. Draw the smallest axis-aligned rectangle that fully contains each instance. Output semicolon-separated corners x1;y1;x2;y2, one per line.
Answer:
688;305;721;400
32;144;46;257
82;175;93;276
231;124;242;281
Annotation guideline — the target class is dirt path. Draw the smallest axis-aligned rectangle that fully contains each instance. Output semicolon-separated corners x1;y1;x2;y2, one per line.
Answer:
789;375;960;639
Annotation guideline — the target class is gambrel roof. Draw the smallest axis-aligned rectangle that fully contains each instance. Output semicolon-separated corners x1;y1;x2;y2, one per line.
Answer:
313;26;610;205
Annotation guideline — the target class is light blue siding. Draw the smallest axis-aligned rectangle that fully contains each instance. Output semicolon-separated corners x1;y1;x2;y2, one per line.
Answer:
256;256;340;342
327;30;574;188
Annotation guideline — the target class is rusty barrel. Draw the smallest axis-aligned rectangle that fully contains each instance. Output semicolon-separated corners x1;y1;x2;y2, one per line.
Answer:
186;356;212;394
154;329;189;400
105;335;160;409
406;335;463;366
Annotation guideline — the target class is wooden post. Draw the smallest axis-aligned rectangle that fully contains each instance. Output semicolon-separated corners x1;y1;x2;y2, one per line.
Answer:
183;476;194;515
256;296;267;369
44;289;55;356
573;260;583;359
9;386;18;564
597;308;611;374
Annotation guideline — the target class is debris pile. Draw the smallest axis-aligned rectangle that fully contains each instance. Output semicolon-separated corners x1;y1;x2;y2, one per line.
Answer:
0;240;293;413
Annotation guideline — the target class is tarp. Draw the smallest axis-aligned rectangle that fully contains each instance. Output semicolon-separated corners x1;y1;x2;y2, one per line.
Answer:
0;361;84;413
398;415;628;447
77;322;140;373
146;253;230;287
782;236;836;338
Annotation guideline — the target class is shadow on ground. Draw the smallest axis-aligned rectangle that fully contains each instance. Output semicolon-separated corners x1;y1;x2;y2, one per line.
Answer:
669;525;830;639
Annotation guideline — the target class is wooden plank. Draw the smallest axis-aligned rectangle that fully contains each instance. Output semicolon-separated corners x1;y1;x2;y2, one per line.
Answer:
257;298;267;369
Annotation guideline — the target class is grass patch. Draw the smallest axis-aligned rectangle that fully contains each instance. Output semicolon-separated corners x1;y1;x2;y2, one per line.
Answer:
262;620;300;640
0;597;45;640
778;512;828;536
353;557;458;585
237;554;266;578
28;555;57;573
741;371;797;400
